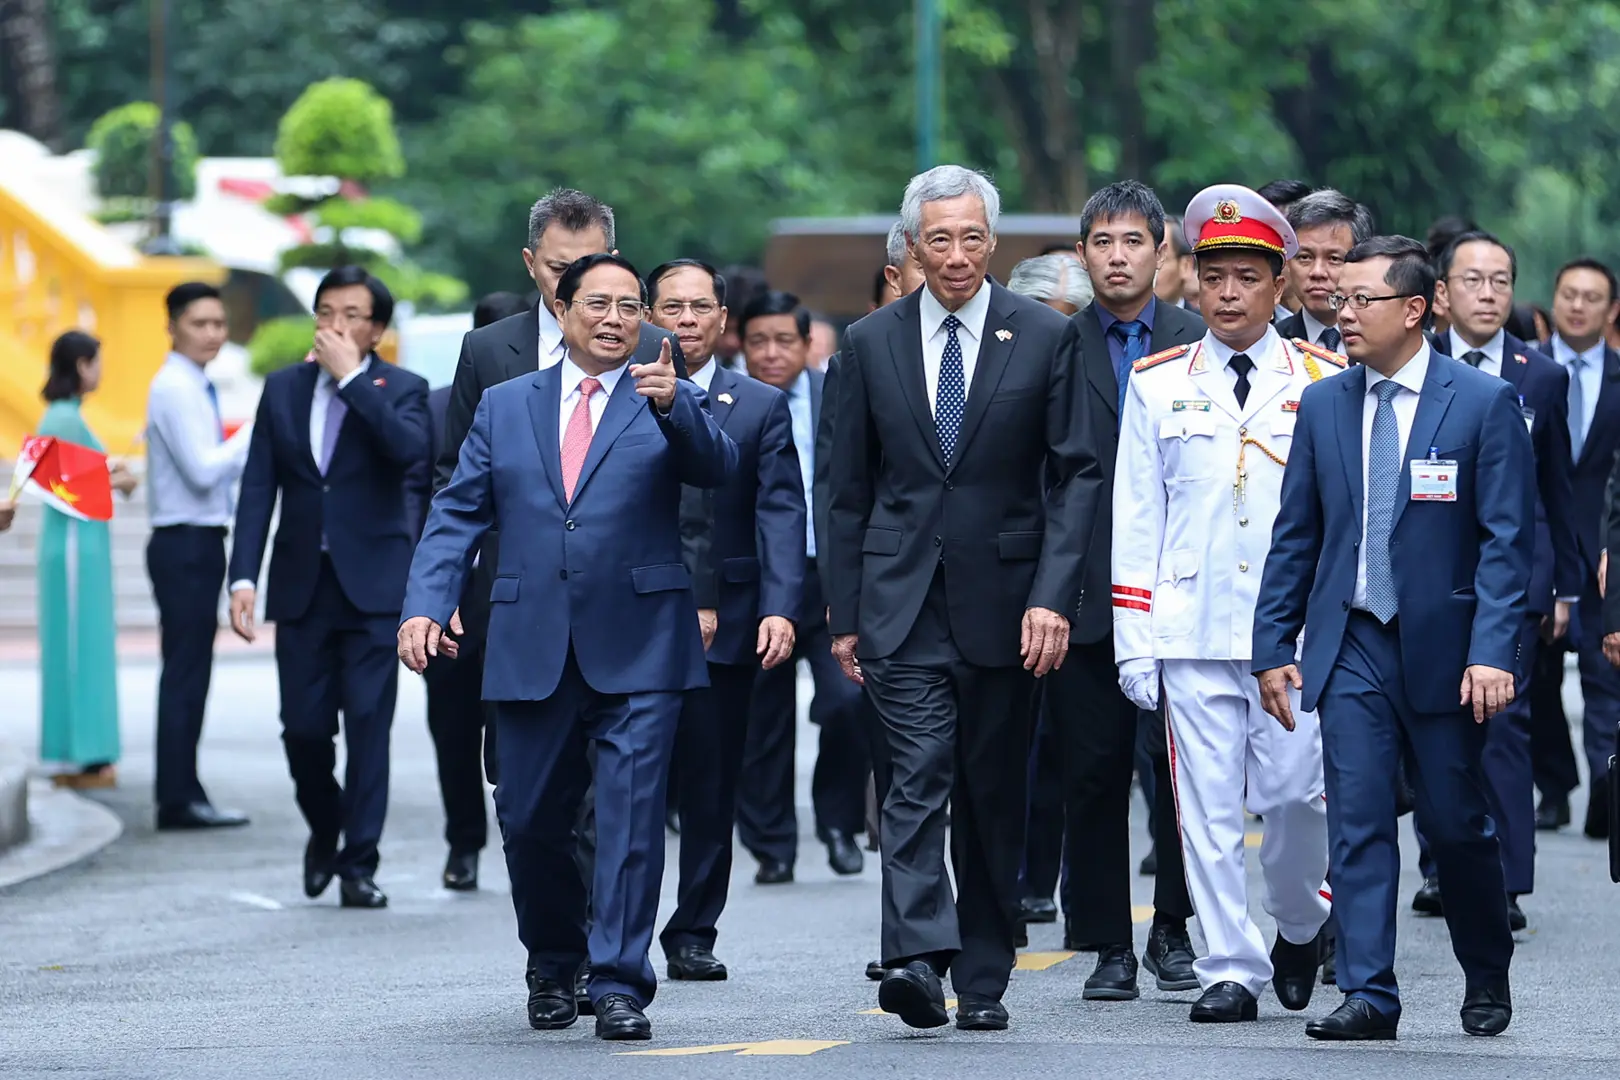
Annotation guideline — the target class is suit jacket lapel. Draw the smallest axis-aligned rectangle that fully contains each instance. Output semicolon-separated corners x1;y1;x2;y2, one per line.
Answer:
1336;367;1366;525
1393;358;1456;529
570;368;641;504
506;307;543;379
889;293;944;468
708;365;739;430
951;285;1018;469
1189;345;1244;424
292;363;320;477
527;366;567;510
1499;332;1529;393
1581;346;1620;470
1080;307;1117;421
808;366;824;439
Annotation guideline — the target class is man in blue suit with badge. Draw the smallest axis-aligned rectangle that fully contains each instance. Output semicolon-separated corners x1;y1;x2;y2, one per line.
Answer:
398;253;736;1042
1253;236;1535;1042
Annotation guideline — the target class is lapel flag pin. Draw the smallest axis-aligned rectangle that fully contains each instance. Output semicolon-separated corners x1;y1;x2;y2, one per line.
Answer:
718;392;734;404
995;329;1013;342
372;376;387;386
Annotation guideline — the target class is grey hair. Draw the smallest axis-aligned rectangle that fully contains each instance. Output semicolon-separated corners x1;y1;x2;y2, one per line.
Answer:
1286;189;1374;245
526;188;616;251
900;165;1001;243
1007;254;1093;308
885;221;908;268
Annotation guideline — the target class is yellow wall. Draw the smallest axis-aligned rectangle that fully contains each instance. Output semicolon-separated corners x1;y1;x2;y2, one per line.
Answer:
1;172;223;458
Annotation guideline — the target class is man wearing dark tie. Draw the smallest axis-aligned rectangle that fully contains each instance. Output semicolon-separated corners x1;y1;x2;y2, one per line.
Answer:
827;165;1101;1031
1274;189;1372;356
1254;235;1534;1041
228;267;431;909
648;260;803;980
399;254;735;1042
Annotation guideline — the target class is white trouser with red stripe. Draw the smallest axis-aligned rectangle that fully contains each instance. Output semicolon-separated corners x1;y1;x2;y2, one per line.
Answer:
1162;659;1330;999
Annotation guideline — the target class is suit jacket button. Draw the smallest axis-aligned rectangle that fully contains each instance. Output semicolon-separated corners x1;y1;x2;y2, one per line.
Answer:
322;484;330;493
1342;601;1350;610
933;536;942;547
945;481;954;491
565;519;576;530
559;569;568;580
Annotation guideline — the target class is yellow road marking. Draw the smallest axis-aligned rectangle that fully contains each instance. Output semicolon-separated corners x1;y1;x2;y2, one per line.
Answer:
1245;831;1263;848
1131;904;1155;923
617;1040;849;1057
1014;951;1074;971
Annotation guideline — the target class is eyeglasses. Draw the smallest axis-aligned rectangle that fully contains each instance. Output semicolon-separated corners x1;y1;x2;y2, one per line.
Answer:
571;297;645;321
1448;273;1514;295
655;299;720;318
316;307;375;325
1328;292;1420;312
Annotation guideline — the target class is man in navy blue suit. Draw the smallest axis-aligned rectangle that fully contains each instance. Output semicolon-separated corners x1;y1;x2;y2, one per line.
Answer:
228;266;431;910
646;260;804;981
1253;235;1535;1041
398;254;735;1042
1419;231;1579;928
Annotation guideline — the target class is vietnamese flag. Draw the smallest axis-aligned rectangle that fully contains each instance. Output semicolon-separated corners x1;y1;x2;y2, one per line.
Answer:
8;435;114;522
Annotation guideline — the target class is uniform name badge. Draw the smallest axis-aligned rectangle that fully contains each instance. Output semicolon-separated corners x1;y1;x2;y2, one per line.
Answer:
1410;447;1458;502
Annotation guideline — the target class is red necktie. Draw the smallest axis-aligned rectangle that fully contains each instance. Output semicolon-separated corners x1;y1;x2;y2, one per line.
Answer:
561;376;602;501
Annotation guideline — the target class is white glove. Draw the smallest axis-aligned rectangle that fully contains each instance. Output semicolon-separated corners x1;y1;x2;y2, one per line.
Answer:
1118;658;1161;712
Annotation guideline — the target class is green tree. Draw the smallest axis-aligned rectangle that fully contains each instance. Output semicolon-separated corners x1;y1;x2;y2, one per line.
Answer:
85;100;198;202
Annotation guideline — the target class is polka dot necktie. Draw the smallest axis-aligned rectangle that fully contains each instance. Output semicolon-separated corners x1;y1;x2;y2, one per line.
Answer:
936;314;967;464
1318;326;1341;353
1364;380;1403;623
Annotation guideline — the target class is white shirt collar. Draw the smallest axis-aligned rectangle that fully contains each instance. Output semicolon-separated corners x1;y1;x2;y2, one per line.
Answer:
690;357;718;393
1449;326;1504;368
1366;340;1432;396
1301;309;1335;345
919;279;992;343
165;350;213;385
560;354;627;399
1552;333;1605;368
538;303;566;361
1202;325;1282;371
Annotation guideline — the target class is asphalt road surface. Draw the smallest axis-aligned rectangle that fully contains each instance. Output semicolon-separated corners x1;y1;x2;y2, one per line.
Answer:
1;655;1617;1079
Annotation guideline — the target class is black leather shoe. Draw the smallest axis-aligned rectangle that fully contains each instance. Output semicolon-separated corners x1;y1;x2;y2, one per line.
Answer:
594;993;651;1041
443;850;478;891
1506;894;1527;932
1460;982;1512;1036
825;830;864;876
1306;998;1398;1041
754;860;793;885
1139;845;1158;876
1083;944;1140;1001
955;994;1009;1031
303;835;336;899
1017;896;1059;924
1143;923;1199;991
526;972;578;1029
1535;796;1570;831
1320;936;1337;986
667;944;727;981
156;802;250;831
574;963;594;1017
339;876;388;908
878;961;949;1028
1189;981;1258;1023
1411;876;1443;916
1270;930;1322;1011
865;959;885;981
1585;775;1611;840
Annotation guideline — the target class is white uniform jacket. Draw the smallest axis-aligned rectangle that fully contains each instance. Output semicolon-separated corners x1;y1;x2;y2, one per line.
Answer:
1112;328;1345;663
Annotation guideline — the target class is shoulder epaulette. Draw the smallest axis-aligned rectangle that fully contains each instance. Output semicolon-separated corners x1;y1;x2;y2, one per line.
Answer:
1132;344;1192;373
1292;338;1348;369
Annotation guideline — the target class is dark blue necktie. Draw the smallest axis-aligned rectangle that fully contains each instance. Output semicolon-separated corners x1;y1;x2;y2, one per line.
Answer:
1112;320;1148;421
936;314;966;463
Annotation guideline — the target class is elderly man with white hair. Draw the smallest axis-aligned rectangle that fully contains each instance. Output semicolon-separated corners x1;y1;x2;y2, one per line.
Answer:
826;164;1103;1031
1008;253;1094;316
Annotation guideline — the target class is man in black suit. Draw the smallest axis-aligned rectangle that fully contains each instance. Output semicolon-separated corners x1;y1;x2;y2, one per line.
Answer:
648;261;804;980
1539;258;1620;839
1275;189;1373;353
827;165;1101;1031
1423;231;1580;927
1054;180;1205;999
228;266;430;908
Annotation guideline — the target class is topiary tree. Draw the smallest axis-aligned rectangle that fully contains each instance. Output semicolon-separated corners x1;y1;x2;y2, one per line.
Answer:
86;102;199;222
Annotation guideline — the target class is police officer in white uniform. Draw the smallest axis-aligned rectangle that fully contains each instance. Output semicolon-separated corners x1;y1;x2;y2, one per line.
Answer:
1113;185;1341;1023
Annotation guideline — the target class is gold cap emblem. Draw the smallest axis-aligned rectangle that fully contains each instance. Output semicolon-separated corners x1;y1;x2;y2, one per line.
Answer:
1213;200;1243;225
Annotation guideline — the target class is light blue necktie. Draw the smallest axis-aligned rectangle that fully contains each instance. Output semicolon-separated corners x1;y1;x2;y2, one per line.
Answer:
1569;352;1587;460
1364;380;1403;623
936;315;966;463
1112;320;1148;422
204;380;223;443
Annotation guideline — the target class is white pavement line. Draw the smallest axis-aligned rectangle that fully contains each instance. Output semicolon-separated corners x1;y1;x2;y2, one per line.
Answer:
227;891;284;910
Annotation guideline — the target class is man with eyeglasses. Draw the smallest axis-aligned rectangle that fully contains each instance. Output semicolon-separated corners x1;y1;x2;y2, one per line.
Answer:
1421;231;1578;930
228;265;430;910
647;260;804;982
1276;190;1374;356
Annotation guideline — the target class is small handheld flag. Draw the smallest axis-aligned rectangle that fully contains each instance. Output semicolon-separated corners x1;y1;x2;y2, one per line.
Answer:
8;436;115;522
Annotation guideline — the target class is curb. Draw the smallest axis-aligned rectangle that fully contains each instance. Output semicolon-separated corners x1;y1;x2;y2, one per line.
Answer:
0;779;123;890
0;755;26;850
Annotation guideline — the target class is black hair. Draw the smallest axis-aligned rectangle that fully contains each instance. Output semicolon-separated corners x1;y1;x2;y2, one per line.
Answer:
1504;303;1539;342
1436;229;1518;284
1079;179;1167;247
1554;257;1619;305
1344;235;1436;318
472;291;529;329
718;264;767;323
648;259;727;306
43;330;101;402
1194;250;1286;279
1257;179;1313;209
555;253;645;307
312;265;396;328
1424;214;1478;261
738;289;811;339
165;281;221;322
1163;215;1190;258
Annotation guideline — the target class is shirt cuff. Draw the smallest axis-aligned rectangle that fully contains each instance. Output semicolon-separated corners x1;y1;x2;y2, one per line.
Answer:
228;579;255;594
1556;596;1579;604
336;366;366;390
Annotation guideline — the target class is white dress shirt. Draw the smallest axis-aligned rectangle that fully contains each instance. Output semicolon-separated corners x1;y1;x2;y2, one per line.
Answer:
559;355;626;446
310;358;369;465
1551;333;1604;448
1353;342;1432;609
145;352;251;527
1448;327;1505;378
1202;325;1282;397
689;357;718;393
919;281;992;414
1300;309;1337;347
785;370;816;558
536;305;568;370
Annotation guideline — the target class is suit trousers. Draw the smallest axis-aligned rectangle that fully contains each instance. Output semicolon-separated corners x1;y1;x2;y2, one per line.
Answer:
861;570;1035;998
1529;636;1580;801
275;556;399;878
661;660;759;952
422;638;489;856
1417;615;1538;894
1020;691;1065;904
1043;638;1140;947
1162;659;1330;997
494;650;681;1008
1321;613;1512;1021
146;525;227;809
1572;583;1620;788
